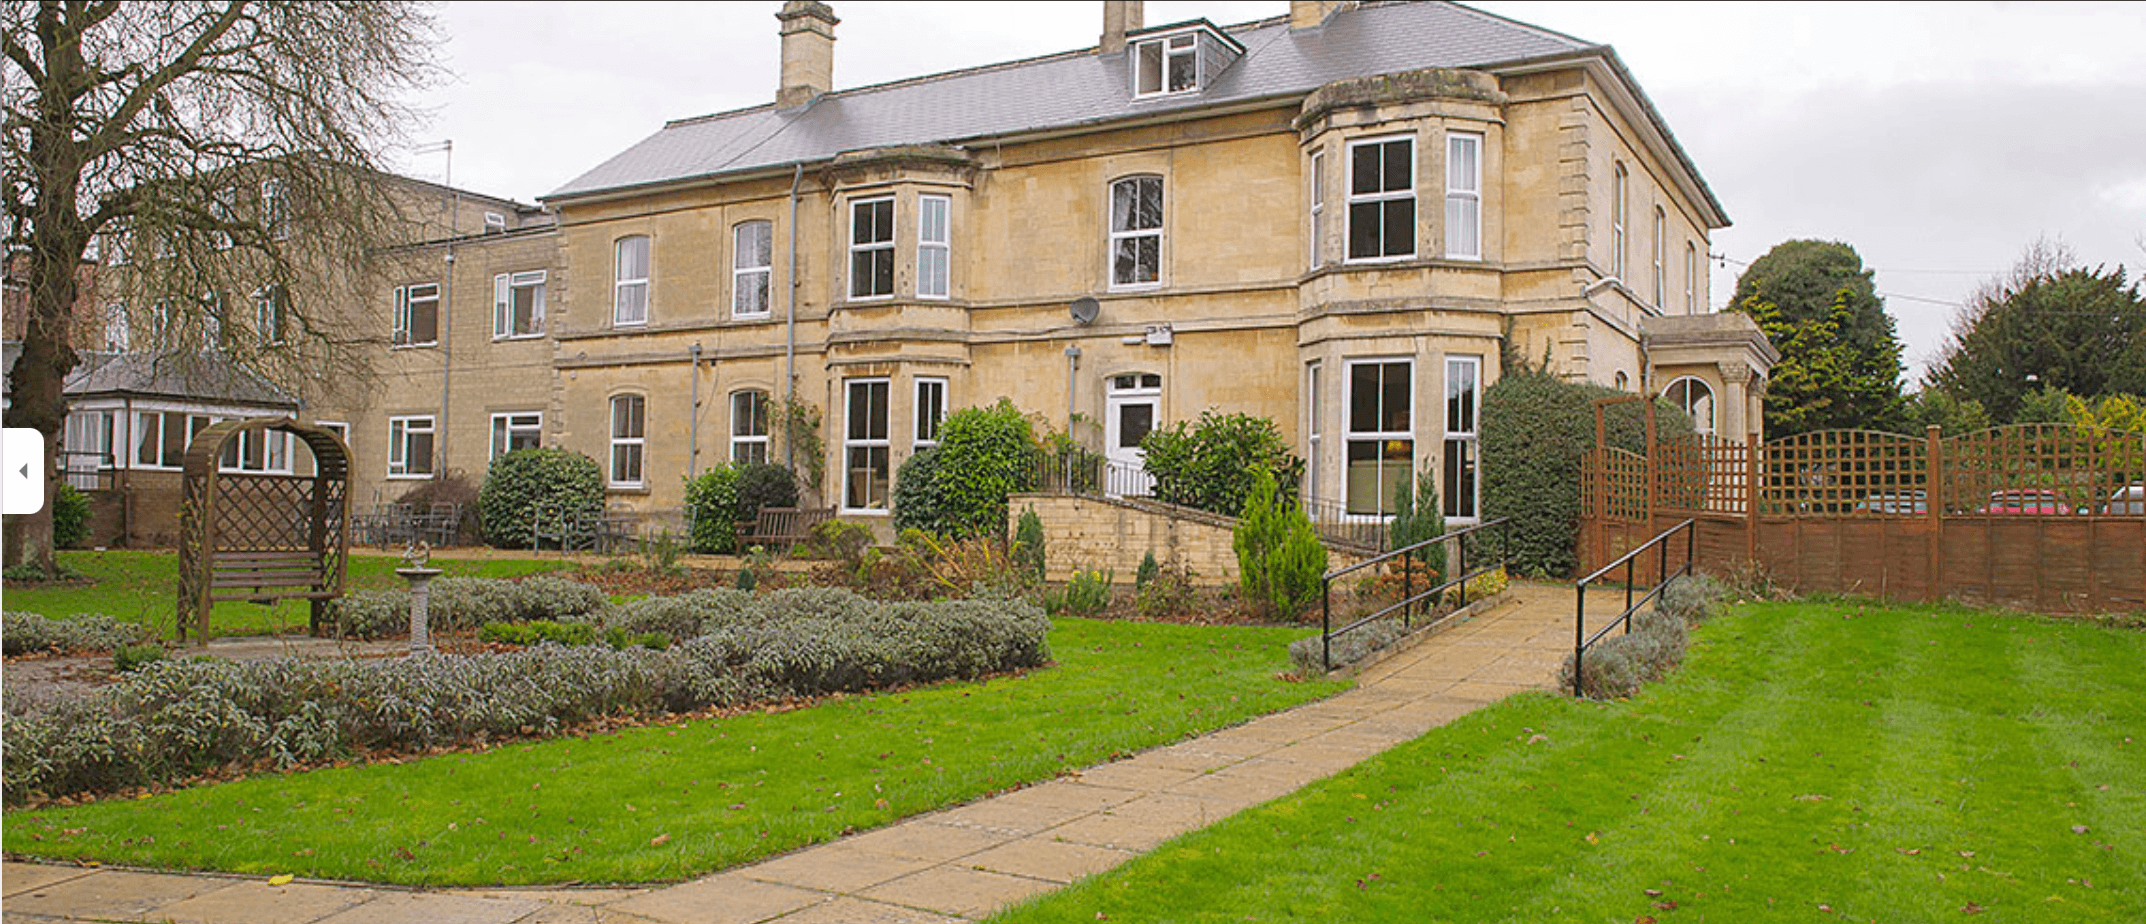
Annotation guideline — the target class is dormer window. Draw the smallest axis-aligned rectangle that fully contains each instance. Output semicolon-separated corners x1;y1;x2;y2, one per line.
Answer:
1135;32;1198;97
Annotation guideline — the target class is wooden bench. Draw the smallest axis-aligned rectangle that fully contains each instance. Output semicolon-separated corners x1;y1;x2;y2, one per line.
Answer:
735;506;835;550
208;550;334;604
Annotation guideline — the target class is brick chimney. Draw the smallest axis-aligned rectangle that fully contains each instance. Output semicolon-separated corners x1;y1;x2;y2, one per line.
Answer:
1100;1;1144;54
1291;0;1351;29
776;1;838;108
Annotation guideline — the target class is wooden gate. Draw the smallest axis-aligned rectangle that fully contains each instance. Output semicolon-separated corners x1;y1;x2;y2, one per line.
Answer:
176;418;352;641
1582;424;2146;613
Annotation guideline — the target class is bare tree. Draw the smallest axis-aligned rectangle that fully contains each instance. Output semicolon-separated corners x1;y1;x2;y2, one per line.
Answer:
3;1;441;572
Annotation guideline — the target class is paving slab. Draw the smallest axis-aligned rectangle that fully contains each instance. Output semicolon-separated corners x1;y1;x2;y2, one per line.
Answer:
0;863;98;898
1;869;242;921
739;844;936;894
859;865;1056;918
605;875;824;924
773;896;963;924
837;821;1018;863
309;892;548;924
984;781;1141;814
151;881;378;924
959;838;1136;884
1067;760;1205;793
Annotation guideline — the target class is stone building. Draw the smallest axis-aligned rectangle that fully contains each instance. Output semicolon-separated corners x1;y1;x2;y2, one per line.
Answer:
526;0;1770;534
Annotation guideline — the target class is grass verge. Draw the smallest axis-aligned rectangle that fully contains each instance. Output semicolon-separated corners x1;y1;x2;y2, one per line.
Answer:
3;617;1344;885
2;550;573;639
989;599;2146;922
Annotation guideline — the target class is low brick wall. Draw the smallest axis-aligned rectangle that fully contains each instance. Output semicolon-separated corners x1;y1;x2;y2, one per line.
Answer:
1009;493;1367;586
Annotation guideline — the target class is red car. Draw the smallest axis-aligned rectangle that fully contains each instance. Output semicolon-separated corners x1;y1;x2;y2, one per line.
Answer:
1975;489;2071;515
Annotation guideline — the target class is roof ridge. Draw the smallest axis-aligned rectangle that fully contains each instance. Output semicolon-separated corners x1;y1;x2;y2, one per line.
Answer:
1440;0;1596;50
662;8;1295;132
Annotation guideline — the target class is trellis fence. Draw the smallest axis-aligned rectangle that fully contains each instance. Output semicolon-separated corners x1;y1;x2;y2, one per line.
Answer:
1582;424;2146;613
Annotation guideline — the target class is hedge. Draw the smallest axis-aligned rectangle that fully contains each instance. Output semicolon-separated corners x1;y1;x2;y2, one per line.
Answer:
5;587;1049;804
1141;410;1301;517
1480;369;1691;576
893;399;1038;539
478;449;605;549
683;465;742;553
2;612;144;656
330;576;608;640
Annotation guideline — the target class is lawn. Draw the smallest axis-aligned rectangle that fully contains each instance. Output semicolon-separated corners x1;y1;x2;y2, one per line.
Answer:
990;599;2146;923
3;549;575;639
3;617;1346;885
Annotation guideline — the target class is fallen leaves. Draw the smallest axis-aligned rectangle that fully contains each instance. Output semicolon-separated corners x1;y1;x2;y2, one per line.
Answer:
266;874;294;886
649;834;670;847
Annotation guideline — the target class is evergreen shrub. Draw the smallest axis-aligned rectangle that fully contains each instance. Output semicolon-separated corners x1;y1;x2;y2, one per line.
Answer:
479;449;604;548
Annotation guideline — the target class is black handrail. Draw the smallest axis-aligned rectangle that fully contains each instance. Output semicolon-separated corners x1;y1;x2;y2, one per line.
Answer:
1571;518;1696;697
1316;517;1510;673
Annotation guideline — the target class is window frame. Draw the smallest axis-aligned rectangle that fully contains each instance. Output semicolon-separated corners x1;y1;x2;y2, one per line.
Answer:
1442;355;1482;522
1107;175;1164;290
916;195;950;300
315;420;350;448
732;220;774;319
609;393;646;488
392;282;441;348
1131;31;1200;98
387;414;436;479
489;411;543;461
842;377;892;513
253;286;287;346
1445;132;1483;261
493;270;547;339
261;179;289;241
1342;357;1414;518
1652;206;1667;307
614;235;650;327
1665;376;1717;435
103;302;130;351
1306;360;1323;502
913;377;948;450
219;427;293;475
1345;135;1417;264
484;211;506;233
1308;149;1326;269
848;196;896;301
1612;162;1628;281
729;389;770;466
1686;241;1699;314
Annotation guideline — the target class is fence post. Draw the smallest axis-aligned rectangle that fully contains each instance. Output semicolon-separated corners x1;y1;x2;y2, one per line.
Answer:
1746;440;1761;567
1925;425;1943;603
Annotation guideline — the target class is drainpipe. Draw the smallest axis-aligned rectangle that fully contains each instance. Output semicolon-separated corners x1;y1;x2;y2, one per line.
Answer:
785;163;802;470
1064;345;1081;433
438;248;453;480
688;341;703;477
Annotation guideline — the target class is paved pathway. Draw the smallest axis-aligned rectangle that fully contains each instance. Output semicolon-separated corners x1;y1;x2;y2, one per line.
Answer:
3;583;1611;924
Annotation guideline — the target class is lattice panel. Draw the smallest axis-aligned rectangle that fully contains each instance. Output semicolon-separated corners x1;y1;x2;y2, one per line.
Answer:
1939;424;2146;515
213;474;321;551
1758;429;1927;516
1584;447;1650;521
1658;434;1751;515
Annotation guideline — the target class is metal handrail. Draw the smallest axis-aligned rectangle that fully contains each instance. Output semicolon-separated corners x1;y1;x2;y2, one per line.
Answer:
1316;517;1511;673
1571;518;1696;697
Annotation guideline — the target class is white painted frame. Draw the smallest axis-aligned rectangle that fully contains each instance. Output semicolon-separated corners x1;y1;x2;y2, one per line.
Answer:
1342;356;1414;518
917;195;950;300
1445;132;1482;260
843;377;892;513
1345;135;1416;264
848;196;896;301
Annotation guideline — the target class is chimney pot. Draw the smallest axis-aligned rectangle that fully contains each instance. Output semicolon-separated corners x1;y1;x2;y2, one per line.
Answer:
777;1;839;109
1100;1;1144;55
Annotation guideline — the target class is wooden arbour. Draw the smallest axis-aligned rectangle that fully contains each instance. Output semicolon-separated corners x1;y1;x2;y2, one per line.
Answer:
176;417;352;642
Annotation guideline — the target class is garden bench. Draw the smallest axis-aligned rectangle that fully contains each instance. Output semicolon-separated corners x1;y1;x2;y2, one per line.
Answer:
736;506;834;549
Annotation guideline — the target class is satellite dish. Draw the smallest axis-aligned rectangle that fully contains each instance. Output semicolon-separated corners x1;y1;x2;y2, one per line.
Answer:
1069;297;1100;326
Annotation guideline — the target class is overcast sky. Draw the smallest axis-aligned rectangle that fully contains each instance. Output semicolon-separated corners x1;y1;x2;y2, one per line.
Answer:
398;1;2146;383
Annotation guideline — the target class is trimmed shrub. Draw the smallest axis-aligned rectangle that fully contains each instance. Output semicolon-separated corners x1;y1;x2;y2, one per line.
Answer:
734;463;800;523
683;465;743;553
797;519;874;565
1288;617;1405;677
1012;506;1046;584
1233;469;1328;620
891;446;952;536
479;449;604;549
1141;410;1301;517
894;400;1039;540
52;483;91;549
1657;573;1730;625
5;587;1048;804
1044;568;1113;617
1387;468;1447;575
113;643;169;673
2;612;144;656
1480;369;1692;577
480;619;600;648
331;576;608;640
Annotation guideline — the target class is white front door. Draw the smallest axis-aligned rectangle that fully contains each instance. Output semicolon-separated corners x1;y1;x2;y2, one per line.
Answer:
1104;373;1161;497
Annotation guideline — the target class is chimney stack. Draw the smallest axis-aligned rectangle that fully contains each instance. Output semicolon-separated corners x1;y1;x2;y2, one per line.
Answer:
776;1;838;108
1290;0;1350;29
1100;1;1144;55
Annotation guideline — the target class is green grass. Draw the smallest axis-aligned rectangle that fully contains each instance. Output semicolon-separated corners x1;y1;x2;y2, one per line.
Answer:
3;549;574;639
990;600;2146;923
3;618;1346;885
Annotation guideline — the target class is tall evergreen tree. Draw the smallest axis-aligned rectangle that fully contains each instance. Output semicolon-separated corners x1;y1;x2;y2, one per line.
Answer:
1728;240;1908;437
1926;242;2146;422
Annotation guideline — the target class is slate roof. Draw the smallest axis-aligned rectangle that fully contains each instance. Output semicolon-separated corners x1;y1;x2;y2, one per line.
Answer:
548;1;1598;200
60;350;297;409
